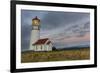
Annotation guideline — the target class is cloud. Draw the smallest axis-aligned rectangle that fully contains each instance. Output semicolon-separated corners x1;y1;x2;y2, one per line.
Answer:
40;11;89;30
60;32;90;43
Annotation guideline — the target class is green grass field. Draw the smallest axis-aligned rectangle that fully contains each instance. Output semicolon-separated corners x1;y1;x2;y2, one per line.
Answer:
21;48;90;63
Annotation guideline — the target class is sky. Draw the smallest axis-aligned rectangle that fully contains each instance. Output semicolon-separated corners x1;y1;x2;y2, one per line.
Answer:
21;10;90;51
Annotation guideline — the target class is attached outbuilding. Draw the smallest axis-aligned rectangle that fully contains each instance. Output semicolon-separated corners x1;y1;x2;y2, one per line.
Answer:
32;38;52;51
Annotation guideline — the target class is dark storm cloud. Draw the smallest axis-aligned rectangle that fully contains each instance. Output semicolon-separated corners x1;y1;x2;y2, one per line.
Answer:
21;10;32;50
40;11;89;30
21;24;31;50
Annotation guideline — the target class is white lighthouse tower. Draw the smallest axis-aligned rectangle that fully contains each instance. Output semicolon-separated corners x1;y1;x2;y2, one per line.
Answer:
29;16;40;50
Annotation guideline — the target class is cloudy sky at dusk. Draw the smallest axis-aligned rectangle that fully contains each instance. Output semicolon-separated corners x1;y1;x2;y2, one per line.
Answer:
21;10;90;50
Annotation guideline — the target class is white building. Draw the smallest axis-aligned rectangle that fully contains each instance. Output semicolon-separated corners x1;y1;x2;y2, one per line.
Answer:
29;16;52;51
32;38;52;51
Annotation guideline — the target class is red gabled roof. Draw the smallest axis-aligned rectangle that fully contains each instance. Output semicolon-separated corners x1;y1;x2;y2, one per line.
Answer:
33;38;49;45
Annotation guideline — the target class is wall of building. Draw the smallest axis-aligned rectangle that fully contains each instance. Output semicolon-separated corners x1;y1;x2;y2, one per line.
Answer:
33;44;52;51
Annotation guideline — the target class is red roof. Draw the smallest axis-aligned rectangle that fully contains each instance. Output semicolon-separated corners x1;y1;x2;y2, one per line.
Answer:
33;38;51;45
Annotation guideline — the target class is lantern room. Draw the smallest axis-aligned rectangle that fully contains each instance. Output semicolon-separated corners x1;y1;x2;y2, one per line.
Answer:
32;16;40;26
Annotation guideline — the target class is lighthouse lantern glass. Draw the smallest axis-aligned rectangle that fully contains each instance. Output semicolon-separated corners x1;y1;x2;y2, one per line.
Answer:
32;19;40;26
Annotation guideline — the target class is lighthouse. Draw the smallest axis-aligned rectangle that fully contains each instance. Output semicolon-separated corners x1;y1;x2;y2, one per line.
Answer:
29;16;40;50
29;16;52;51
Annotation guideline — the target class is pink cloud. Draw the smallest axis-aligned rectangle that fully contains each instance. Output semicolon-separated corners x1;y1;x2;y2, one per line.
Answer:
57;32;90;43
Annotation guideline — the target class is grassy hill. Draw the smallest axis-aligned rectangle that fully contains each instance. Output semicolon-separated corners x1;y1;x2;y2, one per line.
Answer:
21;48;90;63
